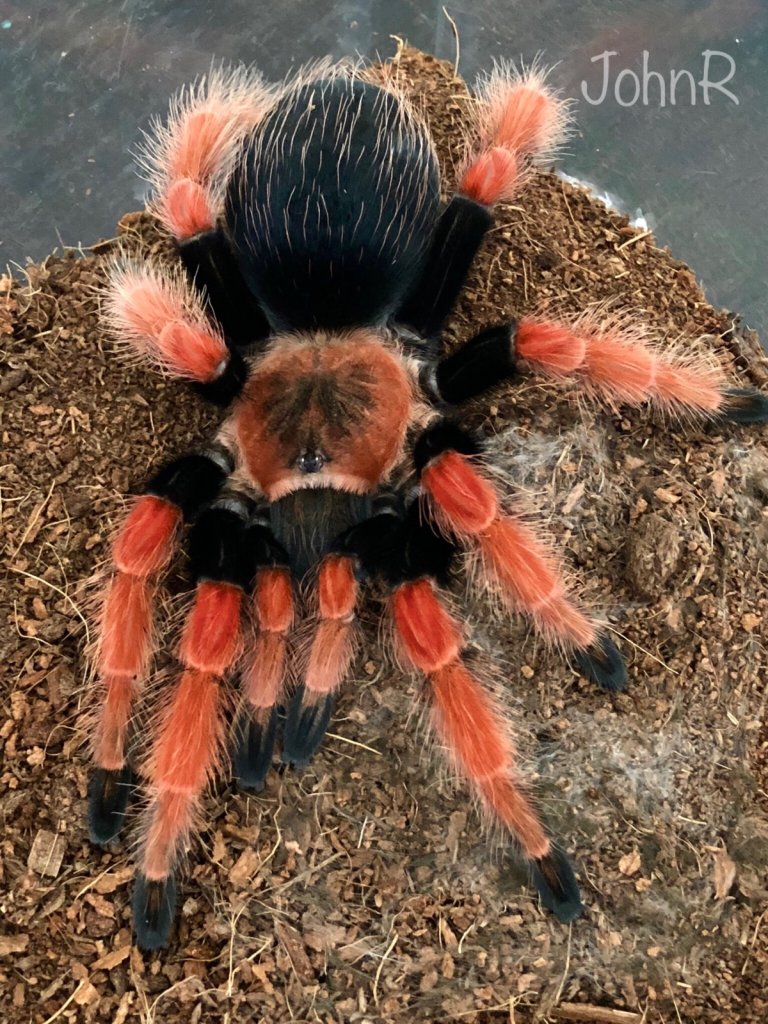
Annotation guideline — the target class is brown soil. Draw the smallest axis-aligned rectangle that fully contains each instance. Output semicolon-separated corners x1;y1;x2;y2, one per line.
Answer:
1;46;767;1024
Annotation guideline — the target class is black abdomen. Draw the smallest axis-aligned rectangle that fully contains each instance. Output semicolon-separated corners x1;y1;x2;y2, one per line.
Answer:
226;76;441;331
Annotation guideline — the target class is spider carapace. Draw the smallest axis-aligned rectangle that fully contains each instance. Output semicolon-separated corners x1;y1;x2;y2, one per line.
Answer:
88;59;768;949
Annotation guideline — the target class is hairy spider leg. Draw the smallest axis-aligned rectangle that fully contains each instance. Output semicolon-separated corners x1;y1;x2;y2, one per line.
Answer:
415;424;626;691
141;64;274;240
459;61;572;205
396;67;569;340
390;577;583;922
234;521;294;790
138;65;275;344
104;261;248;405
133;501;254;950
283;554;360;767
88;452;231;846
516;312;768;423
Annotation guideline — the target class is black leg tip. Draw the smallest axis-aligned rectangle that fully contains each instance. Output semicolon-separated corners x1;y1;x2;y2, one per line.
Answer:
530;846;584;923
282;687;334;768
574;632;627;692
721;387;768;424
233;707;278;791
132;873;177;951
88;766;135;844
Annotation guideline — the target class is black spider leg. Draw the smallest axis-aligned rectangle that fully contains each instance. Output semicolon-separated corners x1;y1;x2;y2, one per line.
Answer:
413;419;628;693
177;227;272;349
426;322;768;424
133;489;261;951
88;447;234;847
429;323;518;405
232;511;291;792
395;195;493;341
339;492;583;923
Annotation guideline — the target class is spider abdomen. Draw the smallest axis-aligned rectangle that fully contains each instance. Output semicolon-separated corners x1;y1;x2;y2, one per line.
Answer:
226;76;441;331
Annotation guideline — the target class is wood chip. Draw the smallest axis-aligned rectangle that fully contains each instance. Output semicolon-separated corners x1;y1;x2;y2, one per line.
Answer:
27;829;66;877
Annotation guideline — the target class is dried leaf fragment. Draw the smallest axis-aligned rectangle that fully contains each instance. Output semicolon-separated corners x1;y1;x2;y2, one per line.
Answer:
712;847;737;899
618;849;642;877
27;829;66;877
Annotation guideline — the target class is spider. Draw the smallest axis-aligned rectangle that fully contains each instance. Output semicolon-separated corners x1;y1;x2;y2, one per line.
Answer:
87;58;768;950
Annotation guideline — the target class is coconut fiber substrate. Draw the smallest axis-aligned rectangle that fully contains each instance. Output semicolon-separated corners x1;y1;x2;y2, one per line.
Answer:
1;46;767;1024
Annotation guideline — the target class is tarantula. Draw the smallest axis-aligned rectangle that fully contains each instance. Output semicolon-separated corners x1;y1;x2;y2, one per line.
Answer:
87;57;767;950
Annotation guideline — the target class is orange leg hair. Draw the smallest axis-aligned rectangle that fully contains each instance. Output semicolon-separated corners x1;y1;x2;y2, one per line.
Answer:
140;581;243;881
421;451;597;650
133;577;244;949
92;496;181;777
390;578;583;920
459;63;571;206
516;311;732;418
104;262;231;383
283;554;360;767
140;65;274;240
234;566;295;790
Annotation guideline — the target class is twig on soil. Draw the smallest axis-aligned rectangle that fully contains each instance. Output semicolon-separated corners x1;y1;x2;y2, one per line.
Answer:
741;909;767;975
326;731;382;756
41;980;88;1024
441;7;460;77
372;929;399;1006
550;1004;642;1023
8;565;91;640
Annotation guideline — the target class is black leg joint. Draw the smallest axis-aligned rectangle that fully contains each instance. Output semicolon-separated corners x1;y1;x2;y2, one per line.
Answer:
434;323;518;404
396;195;493;339
178;227;271;347
146;450;233;522
336;501;456;587
192;347;248;407
188;504;254;588
412;420;483;475
244;520;291;569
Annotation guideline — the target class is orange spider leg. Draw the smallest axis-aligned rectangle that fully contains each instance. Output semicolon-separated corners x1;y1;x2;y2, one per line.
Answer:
459;63;571;206
516;313;734;418
390;578;583;921
88;495;181;843
88;452;231;848
141;65;274;240
420;447;625;690
134;572;244;949
105;262;232;383
235;565;295;789
283;554;360;767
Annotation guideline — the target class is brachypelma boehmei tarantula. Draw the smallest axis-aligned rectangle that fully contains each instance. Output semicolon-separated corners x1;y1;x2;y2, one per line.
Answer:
87;58;768;949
